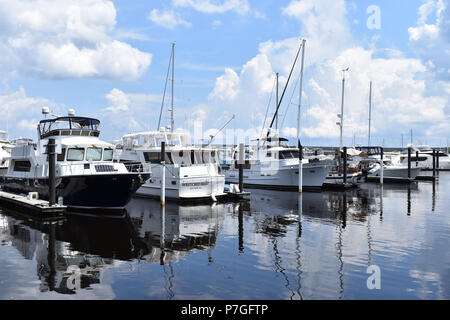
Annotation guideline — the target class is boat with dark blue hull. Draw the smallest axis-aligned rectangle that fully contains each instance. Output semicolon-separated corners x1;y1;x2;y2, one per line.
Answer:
0;109;150;210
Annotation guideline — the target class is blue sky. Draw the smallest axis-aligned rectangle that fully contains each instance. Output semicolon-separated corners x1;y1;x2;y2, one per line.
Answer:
0;0;448;147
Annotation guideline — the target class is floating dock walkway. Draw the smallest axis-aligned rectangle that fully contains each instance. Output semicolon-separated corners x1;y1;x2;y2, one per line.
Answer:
0;190;66;216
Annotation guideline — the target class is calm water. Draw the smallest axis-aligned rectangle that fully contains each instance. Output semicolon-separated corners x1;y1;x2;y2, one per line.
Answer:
0;173;449;300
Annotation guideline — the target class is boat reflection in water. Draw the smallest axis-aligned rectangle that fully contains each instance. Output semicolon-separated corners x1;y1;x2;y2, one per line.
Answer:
0;197;224;296
1;179;433;299
247;185;384;229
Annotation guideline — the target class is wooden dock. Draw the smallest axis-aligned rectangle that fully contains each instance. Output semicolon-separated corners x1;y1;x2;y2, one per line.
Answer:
0;190;66;216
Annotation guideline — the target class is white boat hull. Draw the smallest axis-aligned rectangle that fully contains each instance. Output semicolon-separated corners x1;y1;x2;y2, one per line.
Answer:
368;166;421;179
136;175;226;200
224;162;329;190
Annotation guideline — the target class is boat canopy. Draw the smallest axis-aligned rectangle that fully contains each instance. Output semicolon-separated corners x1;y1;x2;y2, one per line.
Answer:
38;117;100;139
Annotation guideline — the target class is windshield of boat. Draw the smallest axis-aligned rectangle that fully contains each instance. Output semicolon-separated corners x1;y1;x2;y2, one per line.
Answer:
279;150;299;159
86;147;102;161
67;148;85;161
103;149;114;161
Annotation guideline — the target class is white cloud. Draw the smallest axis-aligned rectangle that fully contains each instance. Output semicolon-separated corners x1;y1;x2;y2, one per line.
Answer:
0;0;151;81
172;0;250;15
0;86;58;137
100;88;163;137
148;9;192;29
205;0;450;145
408;0;450;80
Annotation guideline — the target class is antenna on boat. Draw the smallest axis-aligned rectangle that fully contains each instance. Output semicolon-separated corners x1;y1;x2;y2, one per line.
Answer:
206;114;235;146
68;109;75;117
42;106;61;118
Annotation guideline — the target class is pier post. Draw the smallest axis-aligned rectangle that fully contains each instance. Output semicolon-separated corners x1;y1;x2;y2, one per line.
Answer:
415;151;419;167
408;147;412;179
298;141;303;193
432;149;436;177
238;143;244;193
380;147;384;186
436;149;439;169
160;141;166;207
343;147;347;184
48;138;56;206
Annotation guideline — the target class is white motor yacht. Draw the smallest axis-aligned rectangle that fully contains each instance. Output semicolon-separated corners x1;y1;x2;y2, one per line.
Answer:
0;111;149;209
117;129;226;201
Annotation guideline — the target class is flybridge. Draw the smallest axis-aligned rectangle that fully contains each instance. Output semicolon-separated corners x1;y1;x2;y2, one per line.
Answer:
38;116;101;139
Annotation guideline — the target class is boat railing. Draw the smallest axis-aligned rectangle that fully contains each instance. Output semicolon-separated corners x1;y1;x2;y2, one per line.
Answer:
123;162;151;173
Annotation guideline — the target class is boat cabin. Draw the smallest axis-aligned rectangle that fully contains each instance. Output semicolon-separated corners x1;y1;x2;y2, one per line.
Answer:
355;146;383;156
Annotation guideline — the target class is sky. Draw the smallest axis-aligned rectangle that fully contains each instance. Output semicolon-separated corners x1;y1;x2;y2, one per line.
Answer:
0;0;449;147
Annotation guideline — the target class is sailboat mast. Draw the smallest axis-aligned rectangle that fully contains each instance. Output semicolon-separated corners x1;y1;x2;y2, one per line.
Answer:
368;81;372;146
297;39;305;146
297;39;306;194
171;42;175;132
275;72;279;131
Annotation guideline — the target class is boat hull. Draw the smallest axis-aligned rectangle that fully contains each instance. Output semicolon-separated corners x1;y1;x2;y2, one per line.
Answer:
224;163;330;191
136;175;226;200
0;173;149;209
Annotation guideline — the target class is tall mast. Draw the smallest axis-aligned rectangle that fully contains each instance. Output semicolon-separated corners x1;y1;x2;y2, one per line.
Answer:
339;67;349;150
171;42;175;132
297;39;306;194
297;40;306;147
275;72;279;131
368;81;372;146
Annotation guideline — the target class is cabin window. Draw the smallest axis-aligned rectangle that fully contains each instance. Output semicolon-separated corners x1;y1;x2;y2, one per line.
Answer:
211;151;216;164
279;150;299;159
57;148;66;162
143;152;173;164
13;160;31;172
67;148;85;161
103;148;114;161
203;151;211;164
86;147;102;161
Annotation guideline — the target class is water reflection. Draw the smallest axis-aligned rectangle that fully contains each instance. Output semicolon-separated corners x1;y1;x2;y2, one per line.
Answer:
0;198;224;297
0;175;448;299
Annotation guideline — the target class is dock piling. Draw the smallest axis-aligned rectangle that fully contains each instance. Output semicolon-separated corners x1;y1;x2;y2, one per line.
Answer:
47;138;56;206
298;142;303;193
380;147;384;186
432;149;436;177
343;147;347;184
408;147;412;179
160;141;166;207
238;143;244;193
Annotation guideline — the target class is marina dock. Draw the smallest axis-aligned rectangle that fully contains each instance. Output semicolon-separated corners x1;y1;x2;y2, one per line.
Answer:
0;190;66;216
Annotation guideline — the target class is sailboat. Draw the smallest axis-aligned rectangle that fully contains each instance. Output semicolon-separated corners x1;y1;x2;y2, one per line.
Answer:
223;39;331;190
117;43;226;201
